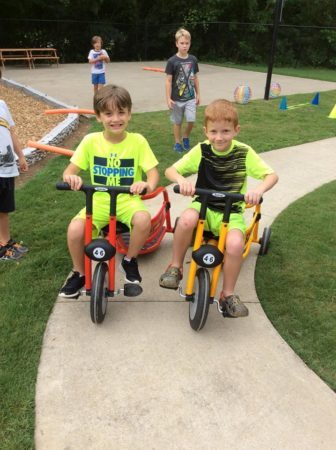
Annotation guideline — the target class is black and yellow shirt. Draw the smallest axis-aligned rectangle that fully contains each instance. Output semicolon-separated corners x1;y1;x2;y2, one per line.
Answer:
173;140;274;213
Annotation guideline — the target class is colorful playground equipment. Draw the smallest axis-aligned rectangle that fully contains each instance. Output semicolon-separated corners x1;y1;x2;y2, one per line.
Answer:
279;92;320;110
234;85;252;104
142;66;165;73
27;141;74;157
44;108;94;115
328;104;336;119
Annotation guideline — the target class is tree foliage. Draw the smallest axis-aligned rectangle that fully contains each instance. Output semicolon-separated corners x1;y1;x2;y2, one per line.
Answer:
1;0;335;67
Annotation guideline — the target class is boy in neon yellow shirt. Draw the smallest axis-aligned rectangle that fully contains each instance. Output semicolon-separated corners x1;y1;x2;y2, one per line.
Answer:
159;99;278;317
59;84;159;298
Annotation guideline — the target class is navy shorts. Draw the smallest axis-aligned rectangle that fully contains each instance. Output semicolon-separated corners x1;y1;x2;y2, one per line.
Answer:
91;73;106;85
0;177;15;213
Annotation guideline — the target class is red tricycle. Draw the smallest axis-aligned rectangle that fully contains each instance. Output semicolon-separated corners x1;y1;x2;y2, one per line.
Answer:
56;182;173;324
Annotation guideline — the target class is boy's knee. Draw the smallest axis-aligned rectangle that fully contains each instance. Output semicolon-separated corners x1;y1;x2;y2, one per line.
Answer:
178;211;198;231
68;219;85;240
132;211;151;229
226;232;244;255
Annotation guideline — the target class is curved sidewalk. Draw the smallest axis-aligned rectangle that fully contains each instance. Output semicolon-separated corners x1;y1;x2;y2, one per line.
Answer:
35;137;336;449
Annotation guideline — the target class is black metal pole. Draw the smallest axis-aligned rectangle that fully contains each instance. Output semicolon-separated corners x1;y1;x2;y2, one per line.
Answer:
264;0;284;100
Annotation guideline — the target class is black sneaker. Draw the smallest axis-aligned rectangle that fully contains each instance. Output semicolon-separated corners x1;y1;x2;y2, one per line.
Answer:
59;271;85;298
119;257;142;284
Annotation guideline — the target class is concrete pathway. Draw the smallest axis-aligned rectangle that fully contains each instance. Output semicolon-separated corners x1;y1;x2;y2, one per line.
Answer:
4;62;336;112
34;138;336;449
6;64;336;448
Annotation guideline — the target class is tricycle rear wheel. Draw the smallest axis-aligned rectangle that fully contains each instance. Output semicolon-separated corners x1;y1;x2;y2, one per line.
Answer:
189;268;210;331
259;227;272;256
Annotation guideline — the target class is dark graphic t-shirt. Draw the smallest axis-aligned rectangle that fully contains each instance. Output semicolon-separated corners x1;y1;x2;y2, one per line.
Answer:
165;54;199;102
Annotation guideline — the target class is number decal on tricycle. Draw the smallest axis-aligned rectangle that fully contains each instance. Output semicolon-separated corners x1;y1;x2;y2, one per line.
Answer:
93;247;106;259
202;253;216;265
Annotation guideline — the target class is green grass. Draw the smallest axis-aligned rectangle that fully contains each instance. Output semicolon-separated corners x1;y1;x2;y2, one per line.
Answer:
205;61;336;82
255;181;336;390
0;156;83;449
1;87;336;447
92;89;336;184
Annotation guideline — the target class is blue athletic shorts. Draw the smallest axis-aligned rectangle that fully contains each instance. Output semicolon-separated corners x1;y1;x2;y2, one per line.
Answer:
91;73;106;85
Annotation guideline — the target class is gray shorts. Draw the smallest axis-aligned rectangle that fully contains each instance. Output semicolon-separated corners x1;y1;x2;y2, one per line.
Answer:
171;99;196;125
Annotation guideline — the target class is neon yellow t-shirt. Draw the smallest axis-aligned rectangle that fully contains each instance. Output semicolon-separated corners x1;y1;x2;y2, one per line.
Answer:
71;131;158;207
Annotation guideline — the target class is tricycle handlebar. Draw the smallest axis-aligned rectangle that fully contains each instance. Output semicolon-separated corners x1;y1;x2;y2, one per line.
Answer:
173;185;246;203
56;182;146;196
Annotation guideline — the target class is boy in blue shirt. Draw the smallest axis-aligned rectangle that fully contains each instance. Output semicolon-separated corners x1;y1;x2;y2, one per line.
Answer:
88;36;110;94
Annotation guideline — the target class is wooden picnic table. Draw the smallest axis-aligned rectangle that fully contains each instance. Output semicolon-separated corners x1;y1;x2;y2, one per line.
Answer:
0;48;59;69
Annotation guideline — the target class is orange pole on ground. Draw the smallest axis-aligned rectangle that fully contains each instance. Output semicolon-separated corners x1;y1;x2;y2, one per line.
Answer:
44;108;95;115
142;66;164;73
27;141;74;157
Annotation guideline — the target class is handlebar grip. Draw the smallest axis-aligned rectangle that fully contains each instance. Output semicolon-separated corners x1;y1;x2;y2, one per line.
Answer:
56;181;71;190
173;184;245;201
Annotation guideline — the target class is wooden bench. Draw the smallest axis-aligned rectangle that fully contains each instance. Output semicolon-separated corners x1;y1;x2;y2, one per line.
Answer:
28;48;59;67
0;48;33;69
0;48;59;69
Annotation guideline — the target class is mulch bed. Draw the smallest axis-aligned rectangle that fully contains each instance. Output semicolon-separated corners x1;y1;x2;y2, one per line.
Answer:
0;81;91;187
0;82;64;147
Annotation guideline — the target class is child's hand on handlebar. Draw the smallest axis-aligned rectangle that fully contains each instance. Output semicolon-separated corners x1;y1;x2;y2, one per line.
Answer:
130;181;148;195
178;180;195;196
63;174;83;191
244;188;263;205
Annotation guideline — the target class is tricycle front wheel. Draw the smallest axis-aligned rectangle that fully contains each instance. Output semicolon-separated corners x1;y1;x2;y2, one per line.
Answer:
189;268;210;331
90;262;109;324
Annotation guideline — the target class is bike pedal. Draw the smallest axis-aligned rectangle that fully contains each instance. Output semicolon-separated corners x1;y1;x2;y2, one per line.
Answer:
124;283;143;297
